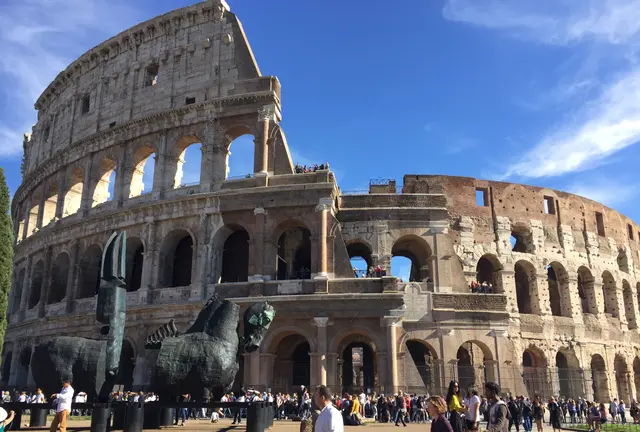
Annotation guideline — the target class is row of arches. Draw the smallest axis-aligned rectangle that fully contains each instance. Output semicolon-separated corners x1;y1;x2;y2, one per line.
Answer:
16;133;257;240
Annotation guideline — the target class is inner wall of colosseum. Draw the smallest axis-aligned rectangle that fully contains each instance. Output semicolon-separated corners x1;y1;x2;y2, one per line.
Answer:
4;0;640;401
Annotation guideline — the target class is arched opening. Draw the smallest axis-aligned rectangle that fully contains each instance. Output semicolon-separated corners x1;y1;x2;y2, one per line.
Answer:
622;280;636;329
16;207;26;240
276;227;311;280
129;146;156;197
2;352;12;384
522;347;549;398
92;157;117;207
405;340;439;394
341;341;376;394
78;245;102;299
456;341;494;391
347;242;373;278
271;334;311;393
602;271;618;317
614;355;630;403
547;262;570;317
578;266;596;314
591;354;609;402
556;349;585;399
174;142;202;188
12;269;25;313
511;225;534;253
48;253;70;304
515;260;536;314
126;237;144;292
476;254;503;292
226;134;255;179
26;190;40;237
160;230;194;288
391;235;432;282
117;340;135;391
42;182;58;227
17;347;31;389
28;260;44;309
391;256;412;282
617;248;630;273
221;229;250;283
63;167;84;217
634;358;640;402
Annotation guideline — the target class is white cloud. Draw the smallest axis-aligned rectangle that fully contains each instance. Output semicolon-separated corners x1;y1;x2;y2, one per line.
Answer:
503;69;640;178
442;0;640;46
566;178;638;207
0;0;144;159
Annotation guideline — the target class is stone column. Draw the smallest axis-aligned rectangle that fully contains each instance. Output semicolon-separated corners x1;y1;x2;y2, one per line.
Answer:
382;318;401;394
260;353;276;390
202;118;230;187
534;275;550;315
566;276;582;322
313;317;330;385
251;207;267;279
194;214;210;294
113;148;128;207
8;348;20;386
245;350;261;388
36;185;46;229
255;106;276;175
614;287;628;326
152;131;168;200
80;154;94;215
429;222;449;292
55;169;67;220
21;195;32;240
141;221;158;296
327;353;339;389
18;256;33;321
315;198;332;279
38;247;53;317
65;239;79;313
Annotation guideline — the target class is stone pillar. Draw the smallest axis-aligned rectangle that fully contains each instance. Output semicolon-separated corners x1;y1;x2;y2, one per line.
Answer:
202;118;230;188
315;198;332;279
327;353;339;389
38;247;53;317
113;148;127;207
251;207;267;279
429;222;449;292
382;318;401;394
614;287;628;326
21;195;32;240
36;185;46;229
65;239;79;313
313;317;330;386
19;256;33;320
566;277;582;322
8;348;20;386
534;275;550;316
255;106;275;175
55;170;67;220
142;221;158;297
80;154;94;215
195;214;210;294
245;350;261;388
152;131;168;200
260;353;276;390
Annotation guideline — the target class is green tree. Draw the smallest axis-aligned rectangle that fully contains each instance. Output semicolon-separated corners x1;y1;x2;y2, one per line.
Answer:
0;168;13;358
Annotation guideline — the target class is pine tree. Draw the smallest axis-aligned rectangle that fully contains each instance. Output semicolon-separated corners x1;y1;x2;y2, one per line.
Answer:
0;169;13;358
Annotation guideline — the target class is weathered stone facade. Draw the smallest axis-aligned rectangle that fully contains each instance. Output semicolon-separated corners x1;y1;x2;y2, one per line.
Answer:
5;0;640;402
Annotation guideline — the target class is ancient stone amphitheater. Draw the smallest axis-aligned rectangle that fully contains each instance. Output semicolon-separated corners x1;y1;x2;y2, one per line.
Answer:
5;0;640;402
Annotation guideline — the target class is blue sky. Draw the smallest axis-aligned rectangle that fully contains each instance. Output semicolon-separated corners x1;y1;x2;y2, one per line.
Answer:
2;0;640;279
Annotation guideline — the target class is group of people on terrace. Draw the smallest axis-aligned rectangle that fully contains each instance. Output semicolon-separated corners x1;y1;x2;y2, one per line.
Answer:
352;265;388;278
294;162;330;173
470;280;495;294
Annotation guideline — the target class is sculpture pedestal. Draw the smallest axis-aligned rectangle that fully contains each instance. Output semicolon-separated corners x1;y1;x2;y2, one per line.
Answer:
29;407;47;427
90;404;111;432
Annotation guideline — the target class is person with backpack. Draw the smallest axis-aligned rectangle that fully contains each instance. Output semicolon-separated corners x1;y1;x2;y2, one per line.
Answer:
547;397;562;432
484;382;508;432
619;400;627;424
532;398;545;432
507;397;521;432
520;397;533;432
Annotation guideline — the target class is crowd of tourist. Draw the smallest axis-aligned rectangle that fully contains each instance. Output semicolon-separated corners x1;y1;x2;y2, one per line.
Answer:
295;162;330;173
352;265;388;278
469;280;495;293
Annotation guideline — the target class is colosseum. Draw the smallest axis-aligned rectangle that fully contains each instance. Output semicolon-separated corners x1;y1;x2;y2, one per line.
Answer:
4;0;640;403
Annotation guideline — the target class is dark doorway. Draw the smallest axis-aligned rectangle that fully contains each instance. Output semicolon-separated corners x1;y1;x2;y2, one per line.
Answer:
49;254;70;304
277;227;311;280
405;341;436;392
172;236;193;287
341;342;375;394
221;230;250;282
118;340;135;390
126;238;144;292
291;342;311;387
79;245;102;298
515;261;533;314
28;260;44;309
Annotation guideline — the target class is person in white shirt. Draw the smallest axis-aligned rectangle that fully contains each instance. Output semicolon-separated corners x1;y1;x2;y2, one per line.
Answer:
18;393;26;403
314;386;343;432
50;380;74;432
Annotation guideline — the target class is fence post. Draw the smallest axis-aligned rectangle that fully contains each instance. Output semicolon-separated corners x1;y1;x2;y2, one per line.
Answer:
246;402;259;432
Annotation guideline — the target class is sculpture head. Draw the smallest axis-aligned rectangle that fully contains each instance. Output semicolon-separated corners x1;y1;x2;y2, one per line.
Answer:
242;302;275;352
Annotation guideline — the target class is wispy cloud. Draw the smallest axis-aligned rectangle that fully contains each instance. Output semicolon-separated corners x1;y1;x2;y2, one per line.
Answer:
566;178;639;207
0;0;144;159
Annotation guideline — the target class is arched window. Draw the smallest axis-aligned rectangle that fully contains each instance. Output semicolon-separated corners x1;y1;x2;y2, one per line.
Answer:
126;237;144;292
511;225;534;253
28;260;44;309
48;253;70;304
347;242;373;278
160;230;194;288
42;182;58;226
515;260;536;314
547;262;571;317
63;167;84;217
129;146;156;198
174;142;202;188
277;227;311;280
12;269;25;313
221;229;250;283
92;157;117;207
591;354;608;402
476;254;503;292
577;267;596;314
391;235;432;282
622;280;636;329
602;271;618;317
227;134;255;179
78;245;102;299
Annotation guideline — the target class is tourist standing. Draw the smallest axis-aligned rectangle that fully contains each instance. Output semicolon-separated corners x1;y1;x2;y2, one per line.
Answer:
314;386;343;432
464;386;481;431
520;397;532;432
49;380;74;432
547;397;562;432
446;381;466;432
394;391;407;427
484;382;508;432
609;399;619;424
428;396;453;432
619;400;627;424
507;397;521;432
532;398;544;432
232;391;246;425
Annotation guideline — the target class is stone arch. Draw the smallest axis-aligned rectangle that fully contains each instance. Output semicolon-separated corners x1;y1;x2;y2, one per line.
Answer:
622;280;637;329
391;234;432;282
617;248;630;273
336;333;379;394
476;254;504;292
577;266;597;314
263;327;317;356
602;271;619;318
159;229;195;288
170;135;202;189
125;237;144;292
522;346;550;398
225;127;256;179
511;223;534;253
28;259;44;309
591;354;609;402
1;351;12;384
456;340;495;391
556;348;584;398
12;268;25;313
614;354;630;403
274;220;312;280
633;357;640;402
220;227;250;283
347;240;374;277
91;156;117;207
117;339;135;391
78;244;102;299
48;252;70;304
62;166;84;217
16;347;31;389
404;340;440;394
547;262;571;317
128;144;157;198
515;260;538;314
42;180;58;227
269;332;312;393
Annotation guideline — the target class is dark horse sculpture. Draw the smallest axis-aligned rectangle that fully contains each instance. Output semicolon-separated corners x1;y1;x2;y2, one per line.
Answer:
146;294;275;400
31;232;127;402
